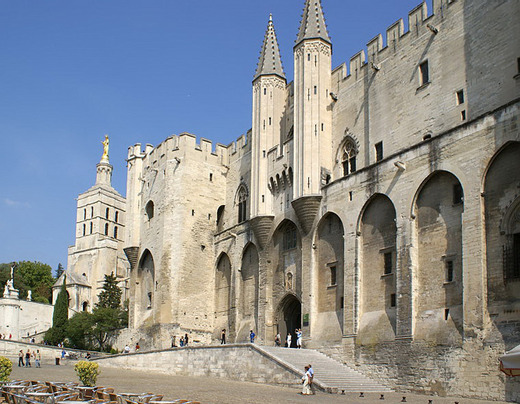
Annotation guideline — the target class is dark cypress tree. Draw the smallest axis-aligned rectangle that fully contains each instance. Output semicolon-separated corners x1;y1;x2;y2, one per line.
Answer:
96;272;122;309
56;263;64;279
45;276;68;344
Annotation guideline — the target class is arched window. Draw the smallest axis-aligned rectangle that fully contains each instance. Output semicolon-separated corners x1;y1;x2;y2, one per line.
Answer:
105;207;109;219
114;226;118;239
145;201;154;220
341;138;357;176
237;187;248;223
104;223;109;236
82;302;88;311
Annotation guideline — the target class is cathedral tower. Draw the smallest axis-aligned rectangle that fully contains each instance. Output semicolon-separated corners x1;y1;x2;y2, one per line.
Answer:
250;15;286;245
292;0;332;231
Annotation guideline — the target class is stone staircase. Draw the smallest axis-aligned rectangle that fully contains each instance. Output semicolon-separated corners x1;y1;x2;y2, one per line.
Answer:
257;345;392;393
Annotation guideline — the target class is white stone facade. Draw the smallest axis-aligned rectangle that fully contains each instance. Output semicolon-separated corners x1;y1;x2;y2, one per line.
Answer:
73;0;520;400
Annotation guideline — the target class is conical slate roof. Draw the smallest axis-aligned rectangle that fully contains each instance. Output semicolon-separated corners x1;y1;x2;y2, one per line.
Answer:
296;0;331;46
254;14;286;81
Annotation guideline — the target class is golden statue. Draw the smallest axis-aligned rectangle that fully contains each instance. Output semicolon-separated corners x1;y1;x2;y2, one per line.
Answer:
101;135;109;162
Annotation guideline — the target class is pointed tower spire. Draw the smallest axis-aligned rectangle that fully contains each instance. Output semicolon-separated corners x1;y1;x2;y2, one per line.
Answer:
296;0;331;46
254;14;285;81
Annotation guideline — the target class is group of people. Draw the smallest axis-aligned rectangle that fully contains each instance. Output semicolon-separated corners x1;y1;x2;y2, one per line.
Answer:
18;349;41;367
275;328;303;348
170;333;191;348
123;343;140;353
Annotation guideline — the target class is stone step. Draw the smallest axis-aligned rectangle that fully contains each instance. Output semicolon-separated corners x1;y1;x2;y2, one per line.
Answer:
258;346;392;393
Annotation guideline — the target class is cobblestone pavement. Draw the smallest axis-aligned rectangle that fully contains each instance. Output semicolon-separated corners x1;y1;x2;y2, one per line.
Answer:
9;360;510;404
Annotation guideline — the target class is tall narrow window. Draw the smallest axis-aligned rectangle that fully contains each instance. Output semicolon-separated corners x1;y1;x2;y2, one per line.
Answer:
283;225;297;250
82;224;86;236
83;209;86;220
445;260;454;282
105;207;109;219
90;222;93;234
114;226;118;239
375;141;384;162
237;187;248;223
419;61;429;86
115;211;119;223
104;223;109;236
456;90;465;105
91;207;94;217
384;251;393;275
341;138;357;176
330;266;337;286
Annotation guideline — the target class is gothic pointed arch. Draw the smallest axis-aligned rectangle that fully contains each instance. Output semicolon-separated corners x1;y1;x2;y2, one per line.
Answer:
484;142;520;307
215;252;232;338
314;212;345;341
413;171;464;343
136;249;155;322
275;293;301;347
357;193;397;344
237;243;260;341
266;220;302;343
235;184;249;224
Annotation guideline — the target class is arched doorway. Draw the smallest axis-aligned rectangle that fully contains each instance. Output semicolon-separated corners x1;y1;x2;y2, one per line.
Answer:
276;294;301;348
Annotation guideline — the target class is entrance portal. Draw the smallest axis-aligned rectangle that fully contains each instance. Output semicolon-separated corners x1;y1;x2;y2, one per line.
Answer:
276;294;301;348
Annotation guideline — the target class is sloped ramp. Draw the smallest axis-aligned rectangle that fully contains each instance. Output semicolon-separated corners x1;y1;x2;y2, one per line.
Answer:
257;345;392;393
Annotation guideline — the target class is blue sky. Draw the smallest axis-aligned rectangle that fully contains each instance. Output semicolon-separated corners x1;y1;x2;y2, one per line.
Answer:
0;0;432;272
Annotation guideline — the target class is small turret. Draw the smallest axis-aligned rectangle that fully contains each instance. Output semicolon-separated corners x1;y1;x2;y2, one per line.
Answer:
254;14;286;81
295;0;331;47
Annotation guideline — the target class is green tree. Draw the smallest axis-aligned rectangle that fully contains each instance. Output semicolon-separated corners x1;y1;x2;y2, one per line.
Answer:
63;273;127;352
0;261;54;302
96;272;122;309
45;277;68;345
66;311;94;350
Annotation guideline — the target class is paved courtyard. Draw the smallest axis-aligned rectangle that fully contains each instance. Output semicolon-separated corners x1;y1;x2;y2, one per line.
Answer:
10;360;510;404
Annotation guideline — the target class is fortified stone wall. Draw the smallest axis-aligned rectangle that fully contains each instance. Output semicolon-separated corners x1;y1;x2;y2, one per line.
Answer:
95;345;304;389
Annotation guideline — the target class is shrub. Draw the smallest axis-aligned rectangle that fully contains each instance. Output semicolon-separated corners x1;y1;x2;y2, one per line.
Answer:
74;360;100;387
0;356;13;382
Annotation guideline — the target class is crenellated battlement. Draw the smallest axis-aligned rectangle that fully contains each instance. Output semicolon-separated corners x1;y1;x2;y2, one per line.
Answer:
335;0;459;83
127;130;251;169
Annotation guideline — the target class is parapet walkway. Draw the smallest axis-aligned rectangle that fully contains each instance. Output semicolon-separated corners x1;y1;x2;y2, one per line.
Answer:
257;345;392;393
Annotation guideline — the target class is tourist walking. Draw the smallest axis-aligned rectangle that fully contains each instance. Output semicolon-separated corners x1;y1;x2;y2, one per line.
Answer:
301;366;314;395
35;350;41;367
296;328;302;348
180;336;185;347
184;333;189;346
18;350;24;367
25;349;31;367
249;330;255;343
221;329;226;344
286;333;292;348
